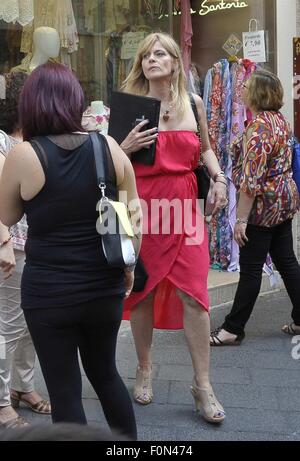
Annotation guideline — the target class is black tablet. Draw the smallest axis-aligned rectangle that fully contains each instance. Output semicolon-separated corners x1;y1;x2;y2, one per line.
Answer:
108;91;161;165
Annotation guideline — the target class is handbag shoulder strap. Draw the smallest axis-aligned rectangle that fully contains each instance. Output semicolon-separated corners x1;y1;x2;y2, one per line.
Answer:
189;93;205;168
189;93;200;127
90;131;106;188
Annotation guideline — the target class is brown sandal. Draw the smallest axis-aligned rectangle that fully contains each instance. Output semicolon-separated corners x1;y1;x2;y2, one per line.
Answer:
282;322;300;336
11;391;51;415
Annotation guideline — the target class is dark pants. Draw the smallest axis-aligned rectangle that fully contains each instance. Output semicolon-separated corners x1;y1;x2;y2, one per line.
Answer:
24;297;137;440
223;219;300;336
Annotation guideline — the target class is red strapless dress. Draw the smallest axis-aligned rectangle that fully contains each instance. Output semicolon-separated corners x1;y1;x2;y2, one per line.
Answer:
123;131;210;329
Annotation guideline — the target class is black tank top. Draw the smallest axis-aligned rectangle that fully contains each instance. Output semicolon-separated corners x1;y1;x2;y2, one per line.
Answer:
21;133;125;310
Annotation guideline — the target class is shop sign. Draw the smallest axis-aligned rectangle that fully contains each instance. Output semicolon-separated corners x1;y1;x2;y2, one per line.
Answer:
242;30;266;63
199;0;249;16
158;0;249;19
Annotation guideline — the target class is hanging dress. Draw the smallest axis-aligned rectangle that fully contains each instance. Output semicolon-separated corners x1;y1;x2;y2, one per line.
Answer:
123;130;210;330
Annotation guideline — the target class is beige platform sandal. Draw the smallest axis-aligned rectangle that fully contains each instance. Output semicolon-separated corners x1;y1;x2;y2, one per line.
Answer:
190;382;225;424
133;366;153;405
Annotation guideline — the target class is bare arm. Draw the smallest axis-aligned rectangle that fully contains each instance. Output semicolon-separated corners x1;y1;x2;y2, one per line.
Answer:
234;191;255;247
194;94;223;178
0;143;25;226
193;94;227;214
0;154;16;278
237;190;255;222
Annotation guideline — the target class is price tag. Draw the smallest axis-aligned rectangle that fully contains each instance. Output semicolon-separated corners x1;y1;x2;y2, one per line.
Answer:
243;30;266;62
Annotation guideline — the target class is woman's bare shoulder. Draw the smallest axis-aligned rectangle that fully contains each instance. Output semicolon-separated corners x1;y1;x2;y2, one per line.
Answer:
5;142;37;168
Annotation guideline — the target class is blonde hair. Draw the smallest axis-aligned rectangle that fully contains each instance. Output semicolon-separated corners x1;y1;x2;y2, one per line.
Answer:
122;33;190;117
246;70;284;112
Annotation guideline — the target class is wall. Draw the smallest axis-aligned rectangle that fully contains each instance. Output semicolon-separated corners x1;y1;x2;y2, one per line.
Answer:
276;0;297;124
278;0;300;258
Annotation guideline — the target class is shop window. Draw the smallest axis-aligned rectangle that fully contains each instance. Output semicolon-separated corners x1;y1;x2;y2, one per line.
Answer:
0;0;174;107
172;0;276;87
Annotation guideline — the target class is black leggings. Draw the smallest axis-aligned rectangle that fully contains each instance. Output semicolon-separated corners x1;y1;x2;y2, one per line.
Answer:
24;297;137;440
223;219;300;336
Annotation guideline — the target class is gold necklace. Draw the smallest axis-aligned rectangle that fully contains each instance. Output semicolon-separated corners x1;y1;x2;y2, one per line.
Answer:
161;103;173;122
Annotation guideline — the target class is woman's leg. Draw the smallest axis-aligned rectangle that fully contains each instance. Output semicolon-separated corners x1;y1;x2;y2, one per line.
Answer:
24;306;86;424
129;292;155;405
130;291;154;371
269;219;300;330
79;297;137;440
177;289;225;423
0;250;48;421
221;224;272;338
177;290;210;387
0;251;32;425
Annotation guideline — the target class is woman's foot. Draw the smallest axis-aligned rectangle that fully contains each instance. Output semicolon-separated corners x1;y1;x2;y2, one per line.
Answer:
282;322;300;335
210;327;244;346
0;405;29;428
133;366;153;405
10;390;51;414
190;382;225;424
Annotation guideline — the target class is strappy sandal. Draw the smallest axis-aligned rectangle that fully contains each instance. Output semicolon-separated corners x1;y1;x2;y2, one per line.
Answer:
210;327;244;347
10;390;51;415
282;322;300;336
1;416;29;429
190;382;225;424
133;366;153;405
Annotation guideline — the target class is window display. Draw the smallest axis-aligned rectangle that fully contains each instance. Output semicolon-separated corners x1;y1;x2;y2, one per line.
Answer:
0;1;173;106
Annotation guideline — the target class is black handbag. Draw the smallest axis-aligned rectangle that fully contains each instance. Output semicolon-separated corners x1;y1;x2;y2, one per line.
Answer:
194;165;211;200
90;132;136;268
132;257;148;292
189;94;211;201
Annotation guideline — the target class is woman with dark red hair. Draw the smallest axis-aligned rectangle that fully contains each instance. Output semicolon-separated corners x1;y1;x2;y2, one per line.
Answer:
0;62;141;440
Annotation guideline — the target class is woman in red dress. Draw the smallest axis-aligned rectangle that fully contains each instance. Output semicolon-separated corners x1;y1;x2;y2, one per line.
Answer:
120;33;228;423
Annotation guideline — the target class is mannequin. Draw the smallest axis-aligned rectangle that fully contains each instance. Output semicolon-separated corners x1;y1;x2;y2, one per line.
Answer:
82;100;109;134
29;27;60;72
91;100;104;115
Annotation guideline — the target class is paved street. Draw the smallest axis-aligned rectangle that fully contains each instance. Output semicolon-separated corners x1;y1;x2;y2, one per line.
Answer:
17;290;300;441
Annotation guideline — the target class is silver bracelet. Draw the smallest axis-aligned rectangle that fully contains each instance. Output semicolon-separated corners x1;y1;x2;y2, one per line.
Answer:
213;171;226;182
